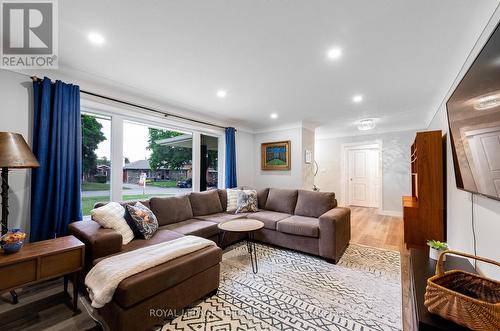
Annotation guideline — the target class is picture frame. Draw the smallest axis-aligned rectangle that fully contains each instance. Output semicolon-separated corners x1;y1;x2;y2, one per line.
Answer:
261;141;291;170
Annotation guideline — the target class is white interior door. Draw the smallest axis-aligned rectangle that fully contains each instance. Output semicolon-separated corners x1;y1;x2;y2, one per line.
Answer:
464;126;500;197
348;148;380;207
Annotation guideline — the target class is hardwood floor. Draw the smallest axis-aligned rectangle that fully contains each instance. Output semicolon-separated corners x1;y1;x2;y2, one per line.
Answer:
0;207;412;331
350;206;406;251
0;278;99;331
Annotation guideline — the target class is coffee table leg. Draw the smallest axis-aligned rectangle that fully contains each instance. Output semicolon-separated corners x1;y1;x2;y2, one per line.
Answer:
246;238;252;253
248;232;258;274
10;290;18;304
218;231;226;247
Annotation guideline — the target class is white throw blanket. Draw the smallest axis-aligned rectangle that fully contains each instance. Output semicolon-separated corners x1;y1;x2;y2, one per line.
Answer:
85;235;216;308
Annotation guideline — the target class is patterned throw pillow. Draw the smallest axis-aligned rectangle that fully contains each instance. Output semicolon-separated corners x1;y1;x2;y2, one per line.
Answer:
91;202;134;245
226;189;239;213
125;202;159;240
236;190;258;213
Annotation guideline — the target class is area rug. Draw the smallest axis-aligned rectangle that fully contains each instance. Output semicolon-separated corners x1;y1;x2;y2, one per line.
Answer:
161;242;402;331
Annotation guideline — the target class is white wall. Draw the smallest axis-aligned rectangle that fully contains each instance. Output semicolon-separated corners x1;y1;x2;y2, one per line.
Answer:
0;70;34;234
314;130;416;213
425;8;500;279
253;127;303;189
235;130;254;187
301;128;315;190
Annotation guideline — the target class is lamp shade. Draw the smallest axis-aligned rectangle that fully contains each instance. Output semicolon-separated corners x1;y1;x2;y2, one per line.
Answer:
0;132;39;168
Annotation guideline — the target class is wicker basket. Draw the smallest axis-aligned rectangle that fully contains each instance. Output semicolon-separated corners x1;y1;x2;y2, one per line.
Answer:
424;250;500;331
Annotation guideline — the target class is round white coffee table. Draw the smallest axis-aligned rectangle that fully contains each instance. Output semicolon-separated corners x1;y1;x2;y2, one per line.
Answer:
218;219;264;273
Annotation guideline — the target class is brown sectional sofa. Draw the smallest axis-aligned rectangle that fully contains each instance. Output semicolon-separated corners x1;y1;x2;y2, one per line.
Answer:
69;188;350;331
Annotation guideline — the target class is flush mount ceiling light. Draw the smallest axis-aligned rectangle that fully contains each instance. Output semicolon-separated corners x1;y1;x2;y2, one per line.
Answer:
352;94;363;103
474;93;500;110
88;32;105;45
270;113;278;119
327;47;342;60
357;118;376;131
216;90;227;98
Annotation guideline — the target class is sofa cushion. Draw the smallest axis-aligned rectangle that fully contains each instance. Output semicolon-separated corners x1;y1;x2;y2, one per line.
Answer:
236;190;258;213
264;188;298;214
91;202;134;245
249;210;291;230
294;190;337;218
124;202;158;239
149;195;193;226
195;212;248;224
113;245;222;308
217;189;228;211
225;189;239;212
188;190;223;216
160;219;220;238
257;188;270;209
277;215;319;238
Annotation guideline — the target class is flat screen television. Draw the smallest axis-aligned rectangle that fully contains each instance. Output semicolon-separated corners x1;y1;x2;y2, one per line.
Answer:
447;23;500;201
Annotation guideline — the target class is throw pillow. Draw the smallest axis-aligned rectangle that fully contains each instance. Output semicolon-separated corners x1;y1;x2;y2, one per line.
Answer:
226;188;239;213
236;190;258;213
125;202;158;239
91;202;134;245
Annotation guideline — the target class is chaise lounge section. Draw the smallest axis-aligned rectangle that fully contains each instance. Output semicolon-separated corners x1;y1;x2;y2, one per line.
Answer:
69;187;350;330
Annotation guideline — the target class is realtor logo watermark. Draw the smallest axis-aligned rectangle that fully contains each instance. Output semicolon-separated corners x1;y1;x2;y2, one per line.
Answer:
1;0;58;68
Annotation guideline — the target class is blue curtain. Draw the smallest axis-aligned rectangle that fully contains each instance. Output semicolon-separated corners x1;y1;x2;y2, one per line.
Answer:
30;77;82;241
225;127;237;188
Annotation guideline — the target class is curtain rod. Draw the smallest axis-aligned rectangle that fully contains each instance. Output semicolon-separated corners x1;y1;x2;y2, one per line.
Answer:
30;76;229;130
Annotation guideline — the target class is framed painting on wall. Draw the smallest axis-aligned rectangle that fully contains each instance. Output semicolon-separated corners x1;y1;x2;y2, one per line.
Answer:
261;141;291;170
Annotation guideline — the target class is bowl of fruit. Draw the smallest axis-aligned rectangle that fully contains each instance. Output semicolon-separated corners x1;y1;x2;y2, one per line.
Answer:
1;229;27;254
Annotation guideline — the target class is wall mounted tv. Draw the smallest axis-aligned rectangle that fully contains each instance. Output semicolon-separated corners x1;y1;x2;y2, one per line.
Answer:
447;23;500;201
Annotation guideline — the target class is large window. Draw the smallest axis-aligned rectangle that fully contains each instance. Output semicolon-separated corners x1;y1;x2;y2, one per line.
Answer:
122;121;193;200
81;113;111;215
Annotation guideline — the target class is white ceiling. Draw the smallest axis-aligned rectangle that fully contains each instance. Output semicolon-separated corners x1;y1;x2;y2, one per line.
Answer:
58;0;499;136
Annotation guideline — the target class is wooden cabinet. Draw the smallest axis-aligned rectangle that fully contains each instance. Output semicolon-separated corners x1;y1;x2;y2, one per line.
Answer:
403;131;445;248
0;235;84;311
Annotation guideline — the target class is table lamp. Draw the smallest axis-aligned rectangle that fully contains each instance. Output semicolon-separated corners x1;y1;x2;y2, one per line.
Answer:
0;132;39;235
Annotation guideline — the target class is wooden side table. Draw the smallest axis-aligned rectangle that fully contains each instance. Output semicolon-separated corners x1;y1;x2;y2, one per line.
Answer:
0;235;84;312
218;219;264;274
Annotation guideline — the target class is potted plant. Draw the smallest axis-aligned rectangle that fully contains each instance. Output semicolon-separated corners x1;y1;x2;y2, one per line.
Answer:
427;240;448;261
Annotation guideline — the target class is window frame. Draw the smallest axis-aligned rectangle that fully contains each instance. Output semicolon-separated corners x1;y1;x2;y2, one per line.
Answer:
81;97;225;202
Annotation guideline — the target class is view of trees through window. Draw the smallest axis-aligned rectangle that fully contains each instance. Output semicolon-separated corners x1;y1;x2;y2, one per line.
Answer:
81;113;111;215
122;121;193;202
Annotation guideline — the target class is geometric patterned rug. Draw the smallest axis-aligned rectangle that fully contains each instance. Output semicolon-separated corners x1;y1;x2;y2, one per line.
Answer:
160;243;402;331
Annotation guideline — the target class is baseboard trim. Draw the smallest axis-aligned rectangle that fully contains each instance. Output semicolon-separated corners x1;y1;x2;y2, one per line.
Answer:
378;209;403;217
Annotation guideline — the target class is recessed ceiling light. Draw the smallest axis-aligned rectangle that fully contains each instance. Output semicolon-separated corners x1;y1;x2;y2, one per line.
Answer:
216;90;227;98
357;119;376;131
352;94;363;103
327;47;342;60
474;93;500;110
270;113;278;119
88;32;105;45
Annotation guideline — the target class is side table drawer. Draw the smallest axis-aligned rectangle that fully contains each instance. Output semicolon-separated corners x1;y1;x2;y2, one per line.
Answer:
0;260;37;291
40;249;83;279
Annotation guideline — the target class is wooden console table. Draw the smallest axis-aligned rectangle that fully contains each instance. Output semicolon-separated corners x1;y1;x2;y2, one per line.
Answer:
410;248;476;330
0;235;84;312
